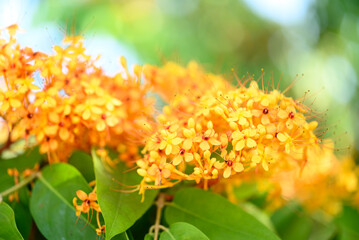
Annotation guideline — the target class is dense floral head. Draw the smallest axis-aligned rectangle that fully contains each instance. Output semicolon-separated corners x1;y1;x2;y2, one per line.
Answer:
144;61;231;102
0;25;154;162
136;77;323;197
276;144;358;214
143;61;232;122
211;139;358;214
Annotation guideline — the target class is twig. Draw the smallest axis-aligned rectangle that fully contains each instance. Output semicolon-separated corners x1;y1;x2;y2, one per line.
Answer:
154;193;166;240
0;172;39;202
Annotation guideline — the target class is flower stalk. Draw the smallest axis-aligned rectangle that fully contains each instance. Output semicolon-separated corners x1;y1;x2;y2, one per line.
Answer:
0;171;39;202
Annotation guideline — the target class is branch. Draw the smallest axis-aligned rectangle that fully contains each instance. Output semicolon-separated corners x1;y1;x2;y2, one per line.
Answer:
154;193;166;240
0;172;39;202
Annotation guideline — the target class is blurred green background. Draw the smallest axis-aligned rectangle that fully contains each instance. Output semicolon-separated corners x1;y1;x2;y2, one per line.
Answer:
1;0;358;153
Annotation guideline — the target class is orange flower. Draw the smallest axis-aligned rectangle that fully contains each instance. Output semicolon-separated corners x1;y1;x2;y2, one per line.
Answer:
15;77;39;93
251;145;274;171
73;190;100;216
172;148;194;166
158;130;183;155
0;91;22;112
147;162;172;186
137;68;325;198
231;129;257;151
214;151;244;178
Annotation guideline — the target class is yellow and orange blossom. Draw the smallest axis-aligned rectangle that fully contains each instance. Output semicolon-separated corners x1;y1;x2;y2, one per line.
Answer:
137;71;324;197
0;25;154;162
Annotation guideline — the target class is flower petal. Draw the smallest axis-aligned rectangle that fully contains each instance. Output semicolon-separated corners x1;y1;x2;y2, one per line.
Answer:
252;155;261;164
88;192;97;201
233;162;244;172
162;168;171;178
59;128;70;140
96;121;106;132
183;138;193;150
184;153;193;162
246;138;257;148
82;109;91;120
173;155;183;166
76;190;88;201
278;109;288;119
165;144;172;155
261;115;270;125
9;99;21;108
238;117;247;126
223;167;232;178
235;140;245;151
172;137;183;145
209;138;221;146
199;141;210;151
277;133;287;142
262;161;269;171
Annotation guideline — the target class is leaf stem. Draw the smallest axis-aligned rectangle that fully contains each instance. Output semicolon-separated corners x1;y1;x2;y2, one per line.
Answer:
154;193;166;240
159;225;175;240
0;172;39;202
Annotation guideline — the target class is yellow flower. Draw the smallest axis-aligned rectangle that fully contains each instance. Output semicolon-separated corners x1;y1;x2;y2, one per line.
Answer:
199;128;221;151
214;151;244;178
158;130;183;155
251;145;274;171
0;91;22;112
173;148;194;166
277;105;305;129
276;132;294;154
34;88;57;108
231;129;257;151
15;77;39;93
227;108;252;127
74;99;103;120
147;163;172;186
182;124;202;150
95;113;119;132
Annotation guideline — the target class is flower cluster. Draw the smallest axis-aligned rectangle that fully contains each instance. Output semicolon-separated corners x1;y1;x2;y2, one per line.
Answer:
73;188;105;235
0;25;154;162
2;25;358;216
274;144;358;214
136;74;322;197
214;139;358;214
140;62;358;214
143;61;231;122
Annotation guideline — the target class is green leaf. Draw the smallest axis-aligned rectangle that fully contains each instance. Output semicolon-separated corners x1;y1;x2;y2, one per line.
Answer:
309;222;337;240
271;203;312;240
232;183;258;200
30;163;97;240
10;201;32;239
68;150;95;182
336;205;359;240
0;147;41;238
164;188;280;240
130;205;156;240
144;233;154;240
240;202;275;231
111;231;134;240
92;148;158;240
0;147;42;194
160;222;209;240
0;202;23;240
